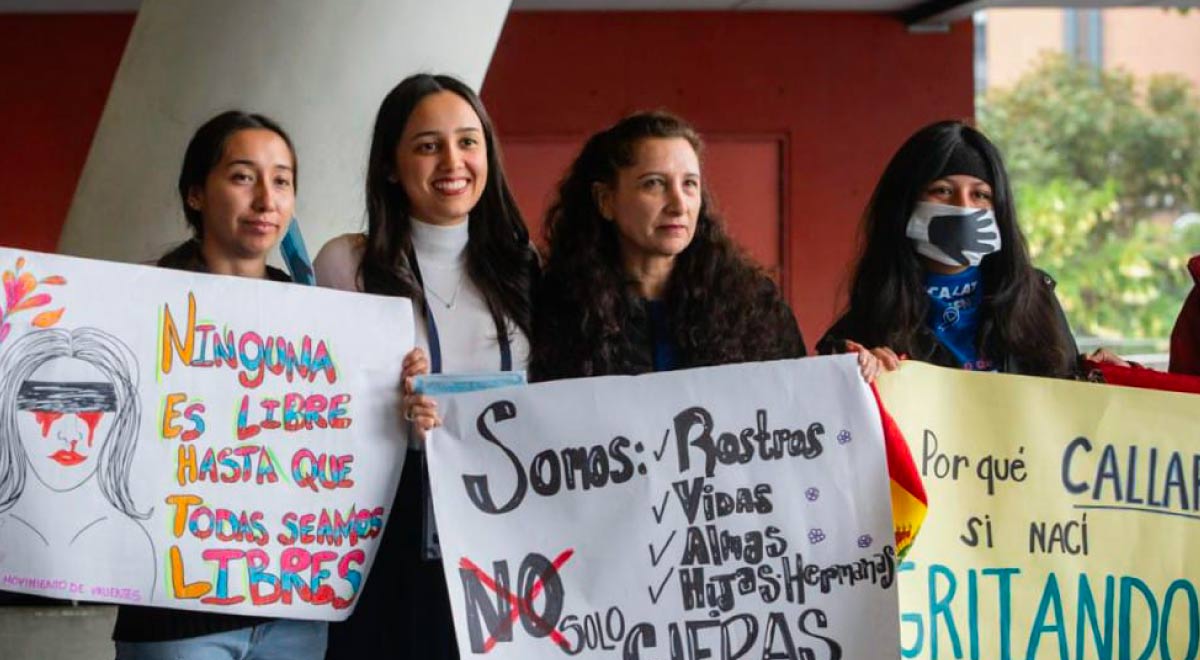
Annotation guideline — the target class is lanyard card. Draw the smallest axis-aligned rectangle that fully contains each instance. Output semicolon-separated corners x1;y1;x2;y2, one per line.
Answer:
412;371;526;395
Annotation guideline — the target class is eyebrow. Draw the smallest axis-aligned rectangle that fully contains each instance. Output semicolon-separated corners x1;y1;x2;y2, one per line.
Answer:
408;127;483;141
637;171;701;179
928;178;990;188
226;159;294;172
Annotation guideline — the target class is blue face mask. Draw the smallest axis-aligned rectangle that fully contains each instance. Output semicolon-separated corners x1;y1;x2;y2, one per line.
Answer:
905;202;1002;267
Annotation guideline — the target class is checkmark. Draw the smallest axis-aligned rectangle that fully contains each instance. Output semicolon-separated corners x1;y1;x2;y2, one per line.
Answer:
651;491;670;524
648;567;675;605
653;429;670;461
649;530;676;567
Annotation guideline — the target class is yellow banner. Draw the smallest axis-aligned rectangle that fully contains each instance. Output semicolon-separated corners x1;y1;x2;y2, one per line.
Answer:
877;362;1200;660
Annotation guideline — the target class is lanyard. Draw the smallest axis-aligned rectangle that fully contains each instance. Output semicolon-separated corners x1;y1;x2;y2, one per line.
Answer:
408;248;513;374
409;247;512;562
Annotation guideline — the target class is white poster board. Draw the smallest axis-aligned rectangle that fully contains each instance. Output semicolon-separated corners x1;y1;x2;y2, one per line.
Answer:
428;356;900;658
0;246;410;621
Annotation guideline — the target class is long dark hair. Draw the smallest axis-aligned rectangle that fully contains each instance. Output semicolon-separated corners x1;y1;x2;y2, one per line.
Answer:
531;111;802;380
358;74;534;338
160;110;296;267
840;120;1074;376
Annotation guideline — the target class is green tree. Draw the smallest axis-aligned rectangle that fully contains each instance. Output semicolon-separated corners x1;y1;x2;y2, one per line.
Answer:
979;54;1200;342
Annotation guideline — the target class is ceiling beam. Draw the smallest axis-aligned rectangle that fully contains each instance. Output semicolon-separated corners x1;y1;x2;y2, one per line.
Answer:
900;0;987;28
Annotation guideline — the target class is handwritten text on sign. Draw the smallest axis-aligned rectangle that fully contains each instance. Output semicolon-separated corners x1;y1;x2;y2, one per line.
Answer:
0;247;411;621
429;356;900;658
877;362;1200;659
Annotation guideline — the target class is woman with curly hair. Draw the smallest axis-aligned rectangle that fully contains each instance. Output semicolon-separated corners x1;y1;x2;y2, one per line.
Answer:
529;111;877;381
817;120;1079;377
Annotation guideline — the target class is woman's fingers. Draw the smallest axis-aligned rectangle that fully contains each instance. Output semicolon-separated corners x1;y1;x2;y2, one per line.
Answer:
410;411;440;431
401;348;431;394
401;394;441;430
1089;348;1130;367
856;347;880;383
402;348;431;377
844;339;902;371
398;349;439;443
873;347;901;371
845;339;900;375
402;347;427;368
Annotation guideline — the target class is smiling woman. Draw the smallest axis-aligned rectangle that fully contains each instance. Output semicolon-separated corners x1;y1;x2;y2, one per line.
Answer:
313;73;536;660
391;90;489;226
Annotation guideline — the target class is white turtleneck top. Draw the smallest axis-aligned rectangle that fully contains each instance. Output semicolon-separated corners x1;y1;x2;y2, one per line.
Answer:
313;218;531;386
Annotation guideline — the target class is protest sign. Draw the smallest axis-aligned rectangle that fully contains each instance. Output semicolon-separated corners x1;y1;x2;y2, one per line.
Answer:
877;362;1200;659
429;355;900;659
0;247;410;621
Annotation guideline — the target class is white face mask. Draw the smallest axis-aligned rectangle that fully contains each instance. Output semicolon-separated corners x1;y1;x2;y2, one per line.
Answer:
905;201;1002;267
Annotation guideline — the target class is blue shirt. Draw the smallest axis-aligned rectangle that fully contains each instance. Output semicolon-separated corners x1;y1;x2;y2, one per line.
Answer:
646;300;678;372
924;267;994;371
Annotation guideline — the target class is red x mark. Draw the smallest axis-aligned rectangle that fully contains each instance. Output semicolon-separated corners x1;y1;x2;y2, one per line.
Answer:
459;548;575;653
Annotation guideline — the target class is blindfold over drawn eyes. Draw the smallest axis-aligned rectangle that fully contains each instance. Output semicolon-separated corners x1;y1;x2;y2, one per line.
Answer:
16;381;118;413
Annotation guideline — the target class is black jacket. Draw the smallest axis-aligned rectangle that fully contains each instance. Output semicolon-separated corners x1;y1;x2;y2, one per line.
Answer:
532;276;806;381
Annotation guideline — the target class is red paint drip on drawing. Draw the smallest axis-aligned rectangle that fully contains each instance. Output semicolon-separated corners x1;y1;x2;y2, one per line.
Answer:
33;411;63;437
76;411;104;446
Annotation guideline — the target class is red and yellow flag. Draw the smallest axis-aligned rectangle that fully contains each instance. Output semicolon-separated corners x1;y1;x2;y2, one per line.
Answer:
871;384;927;559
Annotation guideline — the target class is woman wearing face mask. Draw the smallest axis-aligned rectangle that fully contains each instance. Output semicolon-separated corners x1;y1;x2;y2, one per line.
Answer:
529;111;879;382
313;74;534;659
818;120;1079;378
113;111;327;659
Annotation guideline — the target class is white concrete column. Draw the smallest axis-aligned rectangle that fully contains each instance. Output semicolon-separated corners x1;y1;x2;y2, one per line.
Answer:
58;0;511;263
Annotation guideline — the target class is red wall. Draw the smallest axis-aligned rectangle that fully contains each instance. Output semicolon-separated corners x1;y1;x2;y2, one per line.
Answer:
0;14;134;252
0;10;972;344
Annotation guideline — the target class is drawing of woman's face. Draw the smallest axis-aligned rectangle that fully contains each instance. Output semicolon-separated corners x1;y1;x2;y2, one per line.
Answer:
16;357;116;491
